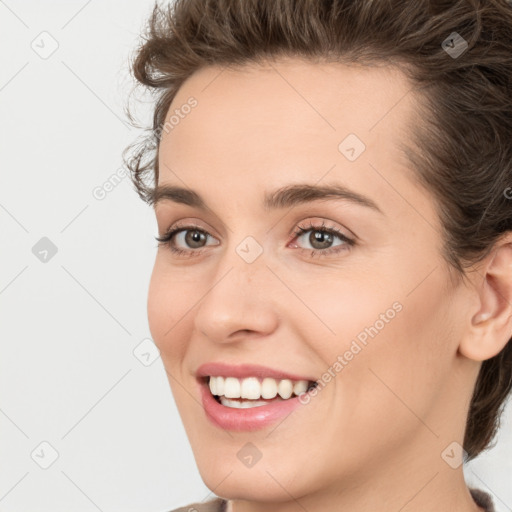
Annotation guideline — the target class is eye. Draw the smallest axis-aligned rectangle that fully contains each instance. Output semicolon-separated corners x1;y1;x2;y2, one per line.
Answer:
290;220;355;258
155;220;355;258
155;224;218;257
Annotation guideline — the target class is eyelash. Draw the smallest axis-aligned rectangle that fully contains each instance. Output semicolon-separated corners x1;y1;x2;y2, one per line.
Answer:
154;220;355;259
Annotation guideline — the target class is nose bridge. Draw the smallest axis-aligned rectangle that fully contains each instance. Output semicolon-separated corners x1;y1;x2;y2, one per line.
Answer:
193;233;278;342
211;220;271;296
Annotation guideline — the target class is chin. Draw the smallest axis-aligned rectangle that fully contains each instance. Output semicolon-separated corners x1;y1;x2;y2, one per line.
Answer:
193;449;318;503
200;471;303;503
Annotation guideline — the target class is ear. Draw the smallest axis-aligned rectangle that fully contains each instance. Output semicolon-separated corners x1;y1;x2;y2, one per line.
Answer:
459;233;512;361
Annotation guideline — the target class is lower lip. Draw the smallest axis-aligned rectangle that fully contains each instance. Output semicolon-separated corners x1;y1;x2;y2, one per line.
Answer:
198;379;310;431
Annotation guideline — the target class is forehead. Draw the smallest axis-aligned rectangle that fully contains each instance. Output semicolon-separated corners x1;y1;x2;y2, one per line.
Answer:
164;57;415;142
157;57;429;220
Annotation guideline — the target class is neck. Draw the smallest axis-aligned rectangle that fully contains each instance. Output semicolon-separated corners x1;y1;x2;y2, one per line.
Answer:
229;434;484;512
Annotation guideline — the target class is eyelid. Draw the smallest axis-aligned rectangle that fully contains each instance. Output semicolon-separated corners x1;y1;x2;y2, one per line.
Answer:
288;216;355;239
157;217;219;239
156;217;356;259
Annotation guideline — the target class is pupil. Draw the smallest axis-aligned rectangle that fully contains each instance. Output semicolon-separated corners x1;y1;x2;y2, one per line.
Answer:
311;230;332;249
186;230;205;248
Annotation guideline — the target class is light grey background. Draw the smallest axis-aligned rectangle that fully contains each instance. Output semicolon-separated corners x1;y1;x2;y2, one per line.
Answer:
0;1;511;511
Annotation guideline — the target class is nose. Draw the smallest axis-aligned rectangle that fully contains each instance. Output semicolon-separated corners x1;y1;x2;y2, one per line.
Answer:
193;248;279;344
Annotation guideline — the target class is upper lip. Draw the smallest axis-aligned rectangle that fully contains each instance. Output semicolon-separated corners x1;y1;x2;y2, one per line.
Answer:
196;362;316;382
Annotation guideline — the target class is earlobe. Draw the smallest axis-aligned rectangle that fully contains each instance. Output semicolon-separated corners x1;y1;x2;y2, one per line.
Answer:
459;236;512;362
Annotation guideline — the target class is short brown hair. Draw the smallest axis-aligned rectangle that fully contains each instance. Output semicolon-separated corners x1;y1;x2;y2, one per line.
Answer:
123;0;512;461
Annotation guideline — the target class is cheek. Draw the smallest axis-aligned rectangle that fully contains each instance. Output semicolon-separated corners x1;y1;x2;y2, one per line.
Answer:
147;265;165;344
295;265;403;365
147;261;189;360
313;258;456;441
345;273;456;434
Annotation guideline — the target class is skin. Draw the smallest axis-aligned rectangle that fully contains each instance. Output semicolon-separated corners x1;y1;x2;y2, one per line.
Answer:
147;57;512;512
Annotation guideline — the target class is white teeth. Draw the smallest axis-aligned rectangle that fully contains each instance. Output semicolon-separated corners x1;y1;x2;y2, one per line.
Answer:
293;380;308;395
220;397;270;408
261;377;277;399
208;376;217;396
208;376;312;400
277;379;293;399
240;377;261;399
224;377;241;398
215;376;224;396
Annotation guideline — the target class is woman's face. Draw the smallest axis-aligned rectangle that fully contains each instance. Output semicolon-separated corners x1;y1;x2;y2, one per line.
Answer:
148;58;478;503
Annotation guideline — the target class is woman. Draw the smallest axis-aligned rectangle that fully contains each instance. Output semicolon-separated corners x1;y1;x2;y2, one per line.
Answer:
123;0;512;510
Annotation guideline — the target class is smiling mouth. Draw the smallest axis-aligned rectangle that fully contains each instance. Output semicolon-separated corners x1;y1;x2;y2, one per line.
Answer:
203;375;318;408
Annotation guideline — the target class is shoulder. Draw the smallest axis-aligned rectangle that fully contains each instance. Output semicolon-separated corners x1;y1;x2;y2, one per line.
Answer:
469;487;496;512
167;497;228;512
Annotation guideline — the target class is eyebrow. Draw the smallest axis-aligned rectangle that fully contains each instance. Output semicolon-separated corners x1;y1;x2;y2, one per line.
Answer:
150;183;383;215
